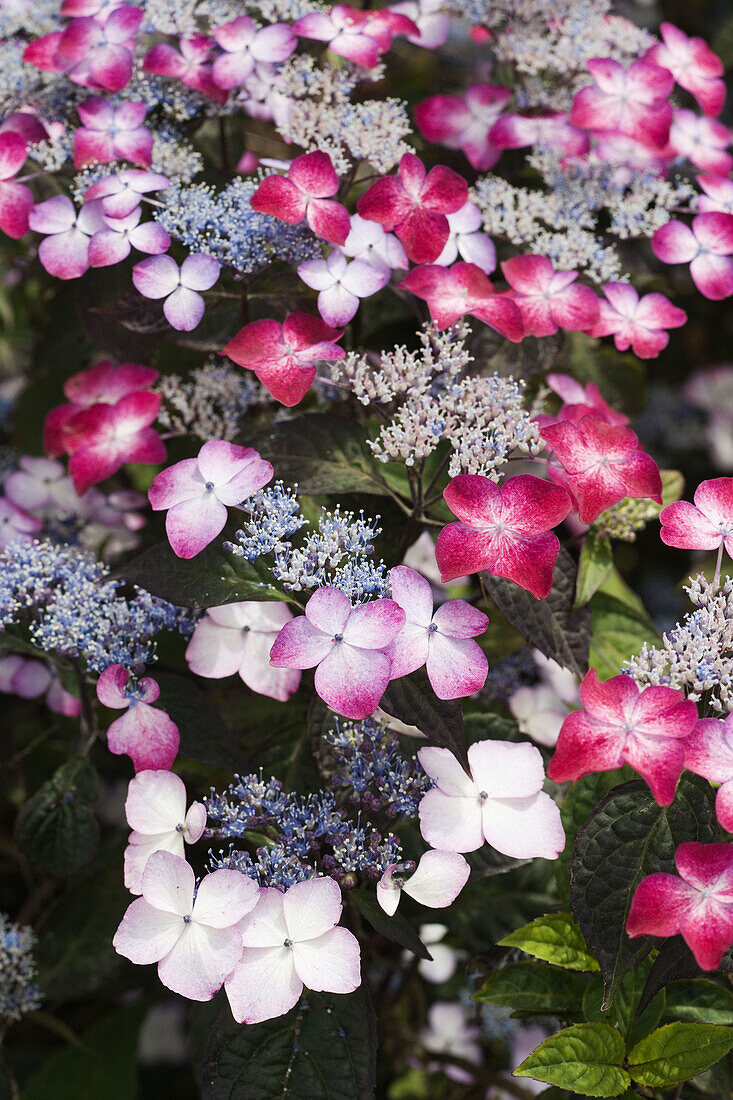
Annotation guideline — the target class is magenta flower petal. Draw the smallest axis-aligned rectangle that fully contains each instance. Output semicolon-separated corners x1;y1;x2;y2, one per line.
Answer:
106;702;180;771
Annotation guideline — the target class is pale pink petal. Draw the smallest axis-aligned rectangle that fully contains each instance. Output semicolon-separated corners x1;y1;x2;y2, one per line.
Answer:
96;662;130;708
292;926;361;992
481;791;565;859
141;850;194;916
417;746;475;796
314;644;391;719
468;740;546;799
193;869;260;927
225;946;302;1023
163;286;205;331
125;769;186;833
342;598;406;649
157;922;243;1000
403;850;470;908
165;493;228;558
426;634;488;700
113;897;182;963
304;586;351;635
418;788;484;853
132;254;179;298
269;616;334;669
180;253;220;291
283;876;342;941
239;888;289;948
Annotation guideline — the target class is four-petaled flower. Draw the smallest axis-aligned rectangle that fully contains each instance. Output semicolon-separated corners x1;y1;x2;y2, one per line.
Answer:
645;22;725;118
132;253;221;331
413;84;511;171
660;476;733;581
652;213;733;301
28;195;106;280
73;98;152;169
251;151;351;246
55;5;143;92
123;770;206;894
501;254;599;337
143;35;226;103
570;58;673;148
401;262;523;338
96;664;180;771
0;131;33;239
298;250;389;327
590;282;687;359
64;390;165;494
211;15;295;89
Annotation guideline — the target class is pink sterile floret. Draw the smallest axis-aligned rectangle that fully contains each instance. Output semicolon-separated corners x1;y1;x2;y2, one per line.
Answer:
0;499;42;548
132;253;220;331
660;476;733;557
544;373;629;427
4;456;81;513
489;111;590;158
417;741;565;859
387;566;488;700
293;6;415;68
697;174;733;215
570;57;673;148
212;16;295;89
28;195;107;280
251;151;350;246
548;669;698;805
341;213;409;273
143;35;227;104
97;664;180;771
435;473;572;599
357;152;468;264
0;654;81;717
590;282;687;359
185;601;301;703
0;131;33;239
269;586;406;720
225;876;361;1024
298;250;389;327
123;770;207;894
645;22;725;118
500;254;599;337
222;311;344;407
685;713;733;832
667;109;732;176
400;262;523;339
114;850;259;999
627;842;733;969
377;850;470;916
148;440;273;559
540;414;662;524
389;0;450;50
83;169;170;218
55;5;143;92
64;390;165;494
652;212;733;301
413;84;512;171
73;98;152;169
88;206;171;268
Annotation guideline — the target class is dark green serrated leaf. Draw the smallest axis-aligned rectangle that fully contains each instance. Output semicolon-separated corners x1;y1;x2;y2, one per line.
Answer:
15;758;100;876
664;981;733;1026
252;413;392;496
202;989;377;1100
556;770;630;906
514;1022;629;1097
350;889;431;960
569;776;716;1007
154;671;245;770
380;667;468;771
575;533;613;609
481;547;591;678
637;939;700;1016
112;540;290;608
498;913;599;972
628;1023;733;1088
473;962;587;1016
582;958;665;1049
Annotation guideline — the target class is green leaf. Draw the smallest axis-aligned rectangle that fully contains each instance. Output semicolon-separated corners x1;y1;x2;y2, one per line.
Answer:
588;592;658;681
350;889;431;960
582;959;665;1049
628;1023;733;1088
498;913;599;972
15;758;100;876
202;990;377;1099
575;533;613;608
664;981;733;1026
154;671;245;770
112;540;291;609
380;667;468;770
637;939;700;1017
513;1023;629;1097
569;776;716;1006
481;547;591;678
21;1004;146;1100
556;771;629;906
252;413;393;496
473;962;587;1016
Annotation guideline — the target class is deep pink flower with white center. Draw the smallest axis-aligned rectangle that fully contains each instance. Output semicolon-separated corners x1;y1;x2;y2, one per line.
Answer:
269;587;406;720
435;202;496;274
251;152;350;246
28;195;106;280
298;250;389;327
544;374;629;427
390;0;450;49
185;601;301;702
435;474;571;598
74;98;152;170
0;132;33;240
0;498;42;548
570;58;673;148
357;152;468;265
417;741;565;858
221;312;344;407
4;456;80;513
548;670;698;805
387;566;488;700
132;253;220;331
660;476;733;574
56;6;142;92
65;390;165;493
149;440;272;559
377;850;470;916
489;111;590;158
212;16;295;89
668;109;732;175
225;877;361;1024
500;255;599;337
697;175;733;215
124;770;207;894
114;850;259;999
97;665;180;771
88;207;170;268
143;35;227;104
400;263;523;340
341;214;408;274
414;84;511;171
540;414;662;524
685;715;733;831
627;843;733;970
83;169;170;218
653;213;733;301
645;23;725;118
590;282;687;359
